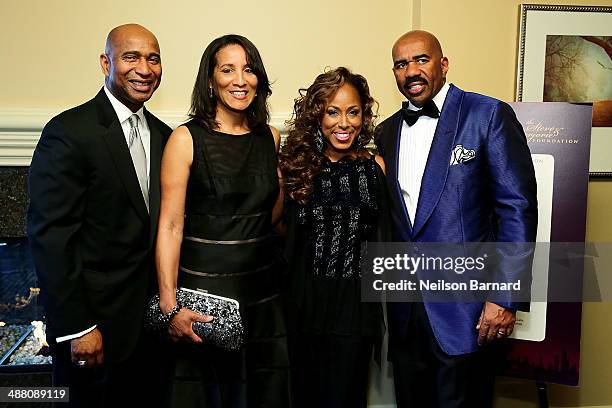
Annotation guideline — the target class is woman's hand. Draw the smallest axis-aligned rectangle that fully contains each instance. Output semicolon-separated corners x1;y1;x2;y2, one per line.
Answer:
168;308;214;343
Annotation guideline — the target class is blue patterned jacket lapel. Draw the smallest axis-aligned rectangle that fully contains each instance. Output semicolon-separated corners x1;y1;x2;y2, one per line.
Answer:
412;84;463;238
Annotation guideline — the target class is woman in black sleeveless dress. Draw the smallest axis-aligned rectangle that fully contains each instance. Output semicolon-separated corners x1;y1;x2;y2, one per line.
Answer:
155;35;289;407
279;67;389;408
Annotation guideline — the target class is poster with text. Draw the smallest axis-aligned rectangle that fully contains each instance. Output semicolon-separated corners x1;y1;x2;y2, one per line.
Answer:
503;102;592;386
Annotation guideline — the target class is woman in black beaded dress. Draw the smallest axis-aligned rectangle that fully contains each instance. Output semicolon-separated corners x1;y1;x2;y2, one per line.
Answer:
279;67;389;408
155;34;289;407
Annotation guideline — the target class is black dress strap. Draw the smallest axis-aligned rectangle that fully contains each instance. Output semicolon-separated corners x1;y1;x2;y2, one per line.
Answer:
185;121;217;195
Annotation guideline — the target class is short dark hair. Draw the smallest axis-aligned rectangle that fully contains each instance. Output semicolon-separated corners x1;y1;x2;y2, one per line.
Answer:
189;34;271;130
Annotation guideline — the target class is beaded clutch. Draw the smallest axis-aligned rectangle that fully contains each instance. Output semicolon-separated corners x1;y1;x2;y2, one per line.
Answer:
145;287;244;351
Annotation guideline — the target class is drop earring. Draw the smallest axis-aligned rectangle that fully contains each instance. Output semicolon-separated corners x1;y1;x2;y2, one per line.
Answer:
355;131;364;147
315;129;325;153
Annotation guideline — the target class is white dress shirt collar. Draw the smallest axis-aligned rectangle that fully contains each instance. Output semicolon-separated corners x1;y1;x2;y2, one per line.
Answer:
103;86;145;125
103;85;151;179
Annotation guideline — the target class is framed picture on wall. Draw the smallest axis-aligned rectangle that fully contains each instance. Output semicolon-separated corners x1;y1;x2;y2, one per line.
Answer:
516;4;612;177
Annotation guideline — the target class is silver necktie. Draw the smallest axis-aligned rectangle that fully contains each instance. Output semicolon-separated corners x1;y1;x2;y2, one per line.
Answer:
127;114;149;211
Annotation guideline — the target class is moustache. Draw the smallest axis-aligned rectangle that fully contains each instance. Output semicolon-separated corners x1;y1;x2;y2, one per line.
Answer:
403;77;428;89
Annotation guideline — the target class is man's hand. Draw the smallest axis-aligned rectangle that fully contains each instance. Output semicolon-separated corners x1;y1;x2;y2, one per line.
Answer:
476;301;516;346
168;308;213;343
71;328;104;367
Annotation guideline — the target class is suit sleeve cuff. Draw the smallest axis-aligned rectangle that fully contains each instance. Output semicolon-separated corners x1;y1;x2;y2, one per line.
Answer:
488;301;530;313
56;325;97;343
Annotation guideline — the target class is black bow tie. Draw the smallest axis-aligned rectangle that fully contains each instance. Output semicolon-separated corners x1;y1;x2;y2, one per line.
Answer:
401;100;440;126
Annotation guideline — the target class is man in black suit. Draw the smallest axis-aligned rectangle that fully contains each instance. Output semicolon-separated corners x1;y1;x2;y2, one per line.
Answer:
27;24;171;406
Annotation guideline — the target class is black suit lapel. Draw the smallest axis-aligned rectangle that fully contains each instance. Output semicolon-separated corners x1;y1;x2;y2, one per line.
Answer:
95;89;149;224
384;111;413;239
412;85;463;237
146;110;163;245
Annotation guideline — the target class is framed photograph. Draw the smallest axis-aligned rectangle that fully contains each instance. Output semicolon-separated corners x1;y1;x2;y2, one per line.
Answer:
516;4;612;177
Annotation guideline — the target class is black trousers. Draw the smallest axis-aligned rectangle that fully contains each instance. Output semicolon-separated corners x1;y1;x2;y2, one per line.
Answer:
51;334;169;408
389;303;499;408
288;333;374;408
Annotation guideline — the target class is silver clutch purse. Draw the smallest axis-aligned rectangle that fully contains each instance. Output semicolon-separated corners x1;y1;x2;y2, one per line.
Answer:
145;287;244;351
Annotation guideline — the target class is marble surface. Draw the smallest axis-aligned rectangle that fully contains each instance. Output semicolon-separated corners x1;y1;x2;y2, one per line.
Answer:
0;167;28;237
0;325;29;360
7;324;51;366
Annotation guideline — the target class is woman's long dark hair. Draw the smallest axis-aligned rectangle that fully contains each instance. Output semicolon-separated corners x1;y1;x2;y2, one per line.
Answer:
189;34;272;130
279;67;378;204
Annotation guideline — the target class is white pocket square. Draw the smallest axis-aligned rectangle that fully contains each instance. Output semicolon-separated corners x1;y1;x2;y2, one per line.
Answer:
450;144;476;165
